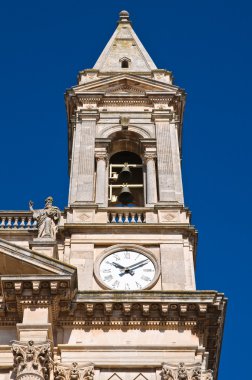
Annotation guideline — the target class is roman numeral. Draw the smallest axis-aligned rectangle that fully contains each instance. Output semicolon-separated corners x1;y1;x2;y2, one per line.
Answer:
104;275;113;282
135;282;142;289
124;251;130;259
141;275;151;282
143;269;154;272
112;280;119;289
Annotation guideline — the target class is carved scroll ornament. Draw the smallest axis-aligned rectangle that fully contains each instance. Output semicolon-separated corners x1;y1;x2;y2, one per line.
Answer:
12;340;52;380
54;362;94;380
161;363;212;380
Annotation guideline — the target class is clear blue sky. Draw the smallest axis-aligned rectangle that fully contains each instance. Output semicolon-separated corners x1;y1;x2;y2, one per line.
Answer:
1;0;251;378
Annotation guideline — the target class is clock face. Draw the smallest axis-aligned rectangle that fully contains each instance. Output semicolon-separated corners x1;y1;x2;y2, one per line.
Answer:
99;250;156;290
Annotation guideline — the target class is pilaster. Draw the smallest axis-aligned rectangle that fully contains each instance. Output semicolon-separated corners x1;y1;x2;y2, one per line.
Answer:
16;306;52;343
144;149;158;205
152;111;184;204
68;111;99;205
95;148;108;206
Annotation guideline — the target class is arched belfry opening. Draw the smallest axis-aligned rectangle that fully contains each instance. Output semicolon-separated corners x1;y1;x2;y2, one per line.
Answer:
108;151;144;207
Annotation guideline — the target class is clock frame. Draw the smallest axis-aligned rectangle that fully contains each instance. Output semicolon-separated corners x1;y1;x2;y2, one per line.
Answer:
94;244;160;290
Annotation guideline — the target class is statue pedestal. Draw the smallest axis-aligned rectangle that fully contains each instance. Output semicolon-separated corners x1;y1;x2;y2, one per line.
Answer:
29;238;58;258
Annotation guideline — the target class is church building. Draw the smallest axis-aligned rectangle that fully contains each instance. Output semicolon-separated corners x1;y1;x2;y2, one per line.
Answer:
0;10;226;380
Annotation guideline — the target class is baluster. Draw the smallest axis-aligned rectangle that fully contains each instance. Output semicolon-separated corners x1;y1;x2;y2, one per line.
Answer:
107;213;111;223
124;212;129;223
111;213;116;223
118;213;123;223
131;213;137;223
141;213;145;223
33;219;37;228
0;217;6;228
27;217;32;228
7;217;12;228
13;217;19;228
20;217;26;228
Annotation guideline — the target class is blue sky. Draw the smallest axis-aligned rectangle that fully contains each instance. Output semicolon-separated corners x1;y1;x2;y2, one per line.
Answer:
1;0;251;378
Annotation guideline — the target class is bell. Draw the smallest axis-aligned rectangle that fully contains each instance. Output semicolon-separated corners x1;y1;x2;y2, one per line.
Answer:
118;163;132;183
118;186;134;204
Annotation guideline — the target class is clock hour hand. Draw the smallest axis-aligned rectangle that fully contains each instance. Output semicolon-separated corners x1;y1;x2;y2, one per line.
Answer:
111;262;126;270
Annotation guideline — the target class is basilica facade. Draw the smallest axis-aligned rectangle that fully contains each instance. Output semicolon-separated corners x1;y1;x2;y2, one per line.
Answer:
0;11;226;380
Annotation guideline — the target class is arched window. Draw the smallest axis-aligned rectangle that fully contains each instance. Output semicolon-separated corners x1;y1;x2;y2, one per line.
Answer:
121;60;129;68
109;151;144;207
119;57;131;69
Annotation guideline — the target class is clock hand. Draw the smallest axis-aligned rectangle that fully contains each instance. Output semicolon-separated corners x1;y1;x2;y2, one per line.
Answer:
119;261;149;277
127;259;149;270
111;262;126;270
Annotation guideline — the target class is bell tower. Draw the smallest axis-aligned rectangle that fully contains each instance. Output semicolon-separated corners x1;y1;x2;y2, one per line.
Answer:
63;10;226;380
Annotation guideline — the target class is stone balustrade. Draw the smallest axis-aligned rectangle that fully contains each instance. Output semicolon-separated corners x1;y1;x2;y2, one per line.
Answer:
107;208;146;223
0;212;37;229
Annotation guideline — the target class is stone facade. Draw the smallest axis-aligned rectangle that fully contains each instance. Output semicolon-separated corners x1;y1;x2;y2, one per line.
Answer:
0;10;226;380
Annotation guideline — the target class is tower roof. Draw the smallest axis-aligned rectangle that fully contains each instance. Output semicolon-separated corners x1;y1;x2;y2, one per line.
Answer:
93;10;157;73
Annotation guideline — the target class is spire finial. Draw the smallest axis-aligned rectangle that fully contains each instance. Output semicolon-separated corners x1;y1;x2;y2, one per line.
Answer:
118;10;131;24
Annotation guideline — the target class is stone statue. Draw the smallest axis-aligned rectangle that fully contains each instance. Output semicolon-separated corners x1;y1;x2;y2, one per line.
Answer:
29;196;61;239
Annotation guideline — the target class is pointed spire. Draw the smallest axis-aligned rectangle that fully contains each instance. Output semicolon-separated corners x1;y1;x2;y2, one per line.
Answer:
93;10;157;73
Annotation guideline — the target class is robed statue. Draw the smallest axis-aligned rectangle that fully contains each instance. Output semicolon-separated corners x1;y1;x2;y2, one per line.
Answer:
29;196;61;239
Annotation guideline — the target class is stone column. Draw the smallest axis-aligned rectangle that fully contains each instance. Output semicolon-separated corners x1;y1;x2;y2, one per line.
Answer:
144;151;157;205
95;149;107;205
12;340;52;380
152;112;184;203
68;111;99;205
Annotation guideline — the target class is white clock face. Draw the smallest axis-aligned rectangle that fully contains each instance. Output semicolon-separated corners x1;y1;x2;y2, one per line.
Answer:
99;250;156;290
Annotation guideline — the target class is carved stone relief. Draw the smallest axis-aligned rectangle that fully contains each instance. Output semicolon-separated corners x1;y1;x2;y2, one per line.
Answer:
54;362;94;380
161;363;212;380
12;340;52;380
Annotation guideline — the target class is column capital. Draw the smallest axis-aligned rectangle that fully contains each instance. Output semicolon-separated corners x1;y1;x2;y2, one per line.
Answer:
77;110;100;122
54;362;95;380
12;340;52;380
95;149;108;161
151;110;173;122
144;147;157;162
144;151;157;162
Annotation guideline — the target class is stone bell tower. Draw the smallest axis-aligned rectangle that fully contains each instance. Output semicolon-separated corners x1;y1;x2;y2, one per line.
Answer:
62;9;226;378
0;10;226;380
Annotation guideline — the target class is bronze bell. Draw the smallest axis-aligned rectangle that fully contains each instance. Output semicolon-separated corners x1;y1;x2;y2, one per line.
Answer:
118;185;134;204
118;163;132;183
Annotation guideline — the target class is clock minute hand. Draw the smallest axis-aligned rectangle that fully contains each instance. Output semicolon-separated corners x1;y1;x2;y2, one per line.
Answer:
127;259;149;270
